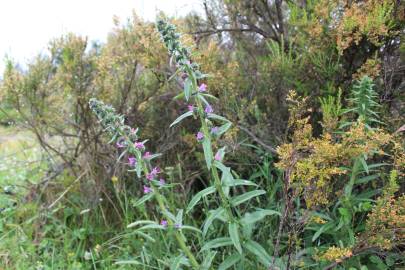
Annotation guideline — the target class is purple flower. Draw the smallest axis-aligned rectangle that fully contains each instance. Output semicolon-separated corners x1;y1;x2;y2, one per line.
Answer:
143;185;152;194
161;220;168;227
159;178;166;186
196;132;204;141
198;83;207;92
188;105;194;112
128;156;137;166
146;173;154;181
211;126;219;134
134;141;145;150
151;167;160;175
204;105;213;114
116;141;125;148
214;151;222;161
143;151;152;159
174;223;182;229
146;167;161;180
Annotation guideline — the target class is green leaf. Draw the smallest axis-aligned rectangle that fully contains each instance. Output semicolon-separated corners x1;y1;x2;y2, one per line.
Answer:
203;207;225;237
170;255;189;270
231;190;266;207
359;157;369;174
138;224;166;230
114;260;142;265
170;111;194;127
186;186;216;213
132;193;154;207
355;174;379;184
202;138;213;169
163;209;177;222
201;251;217;270
201;237;233;251
218;253;242;270
207;113;230;123
230;179;258;187
127;220;156;228
217;122;232;137
175;209;183;226
184;77;192;101
180;225;202;234
245;240;273;267
312;222;334;242
241;209;281;225
201;93;218;101
214;161;233;187
135;159;142;178
229;222;242;254
134;231;155;242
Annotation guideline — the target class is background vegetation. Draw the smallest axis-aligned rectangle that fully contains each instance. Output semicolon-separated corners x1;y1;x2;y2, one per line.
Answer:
0;0;404;269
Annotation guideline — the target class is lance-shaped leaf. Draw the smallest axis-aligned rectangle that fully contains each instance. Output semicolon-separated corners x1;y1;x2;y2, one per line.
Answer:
203;207;226;237
170;111;194;127
231;190;266;207
241;209;281;225
203;138;213;169
186;186;216;213
229;222;242;254
184;77;192;101
201;237;234;251
218;253;242;270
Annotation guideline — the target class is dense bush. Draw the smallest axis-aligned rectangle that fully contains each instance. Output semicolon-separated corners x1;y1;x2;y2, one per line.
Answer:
0;1;404;269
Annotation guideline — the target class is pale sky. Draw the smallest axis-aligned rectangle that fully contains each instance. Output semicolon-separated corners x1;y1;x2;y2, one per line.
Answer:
0;0;202;74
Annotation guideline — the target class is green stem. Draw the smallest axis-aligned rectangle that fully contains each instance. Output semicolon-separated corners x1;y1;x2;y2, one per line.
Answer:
142;163;200;269
192;75;236;223
153;183;200;269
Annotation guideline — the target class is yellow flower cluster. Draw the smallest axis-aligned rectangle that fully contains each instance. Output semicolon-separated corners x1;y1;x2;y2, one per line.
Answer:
317;246;353;262
276;92;399;207
364;194;405;250
311;216;327;224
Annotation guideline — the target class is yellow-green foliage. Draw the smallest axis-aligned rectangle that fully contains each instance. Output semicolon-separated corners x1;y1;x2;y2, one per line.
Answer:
276;91;397;208
362;170;405;250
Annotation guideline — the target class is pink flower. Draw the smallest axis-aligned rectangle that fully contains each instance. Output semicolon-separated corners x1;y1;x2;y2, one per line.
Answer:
159;178;166;185
161;220;168;227
128;156;137;166
146;167;160;180
143;151;152;159
211;126;219;134
134;141;145;150
196;132;204;141
204;105;213;114
151;167;160;175
143;185;152;194
214;151;222;161
116;141;125;148
198;83;207;92
188;105;194;112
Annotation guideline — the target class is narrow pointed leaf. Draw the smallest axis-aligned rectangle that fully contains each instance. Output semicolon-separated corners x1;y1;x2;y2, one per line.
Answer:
229;222;242;254
201;237;233;251
203;207;225;237
186;186;216;213
170;111;194;127
231;190;266;206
